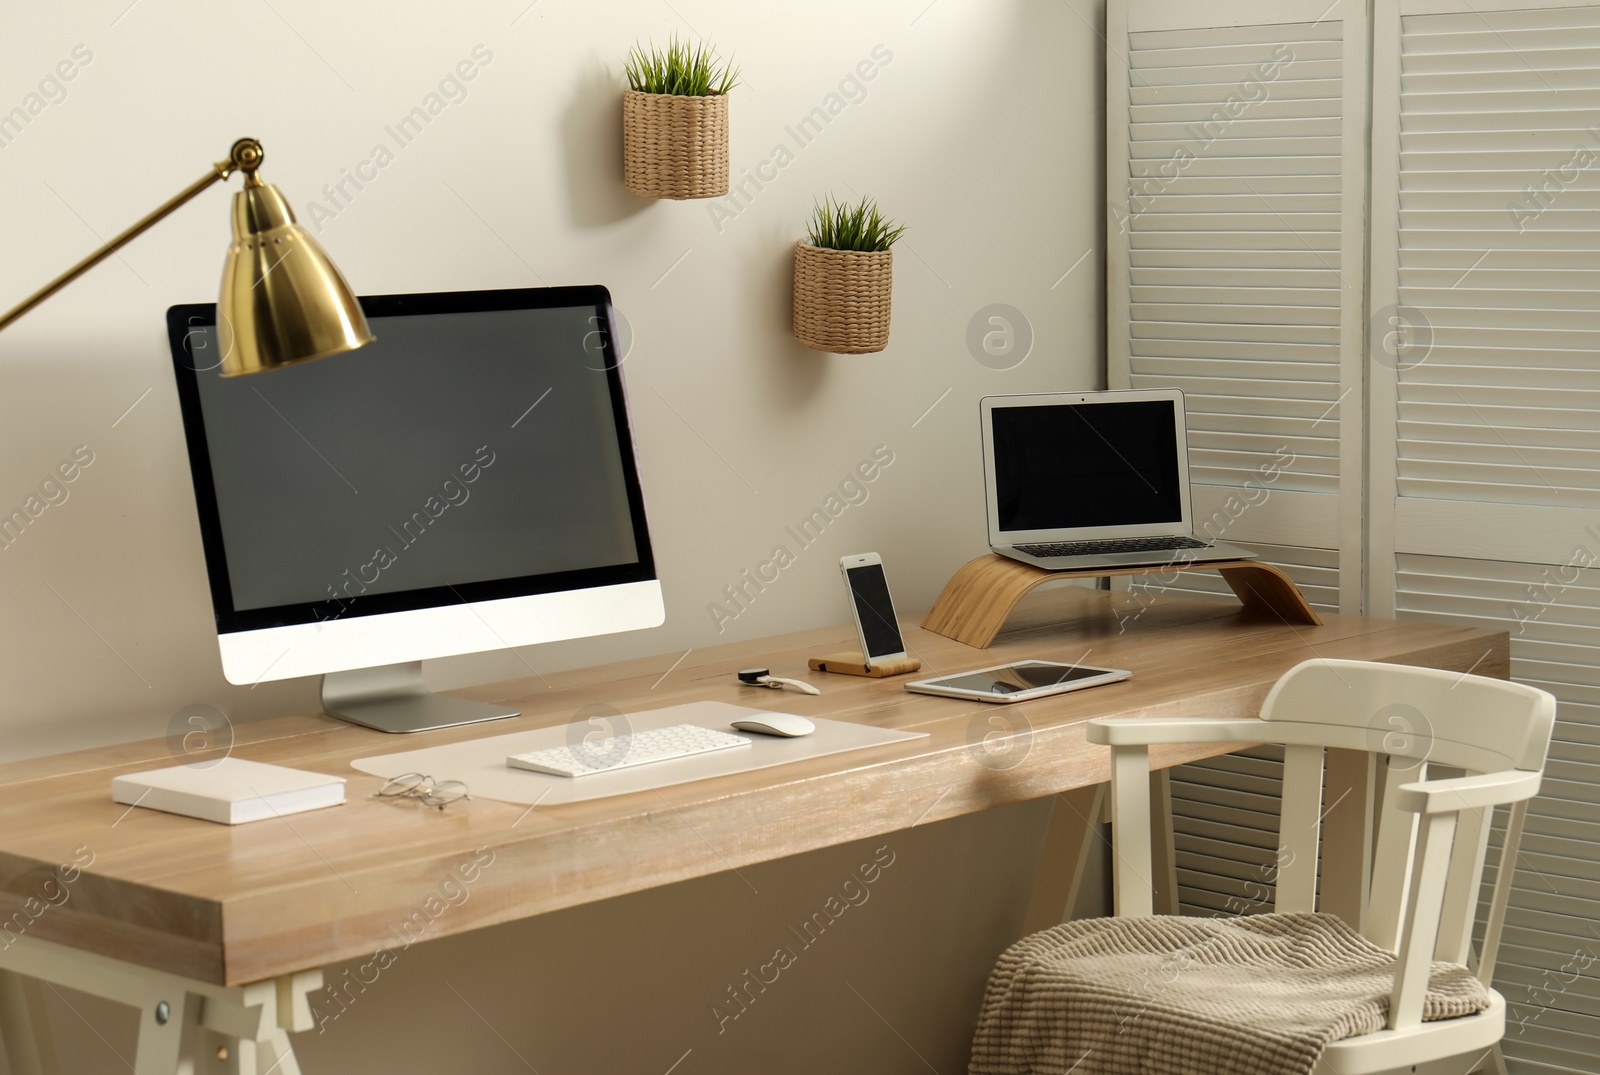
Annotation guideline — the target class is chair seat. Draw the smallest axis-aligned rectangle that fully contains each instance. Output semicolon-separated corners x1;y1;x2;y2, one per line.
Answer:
1317;991;1504;1075
969;913;1490;1075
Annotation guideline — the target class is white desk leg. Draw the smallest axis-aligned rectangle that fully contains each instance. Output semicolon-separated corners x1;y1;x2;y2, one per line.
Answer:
1321;747;1376;930
0;934;321;1075
1022;784;1108;933
0;968;49;1075
1150;768;1180;916
132;986;201;1075
232;1026;303;1075
132;986;304;1075
19;977;57;1074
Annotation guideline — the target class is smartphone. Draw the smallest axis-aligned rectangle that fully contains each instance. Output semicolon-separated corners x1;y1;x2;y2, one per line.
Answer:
840;553;909;664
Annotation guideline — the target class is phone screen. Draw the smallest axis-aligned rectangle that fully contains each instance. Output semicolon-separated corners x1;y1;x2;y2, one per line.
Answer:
847;563;905;659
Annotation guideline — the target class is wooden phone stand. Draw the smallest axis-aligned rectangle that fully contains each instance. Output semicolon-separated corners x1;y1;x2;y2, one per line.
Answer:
922;554;1321;649
808;651;923;678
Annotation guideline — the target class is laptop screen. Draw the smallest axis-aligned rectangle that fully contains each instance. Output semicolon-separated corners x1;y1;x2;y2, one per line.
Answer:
991;400;1185;532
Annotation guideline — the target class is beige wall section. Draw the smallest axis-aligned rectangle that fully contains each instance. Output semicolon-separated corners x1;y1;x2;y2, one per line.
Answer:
0;0;1103;1068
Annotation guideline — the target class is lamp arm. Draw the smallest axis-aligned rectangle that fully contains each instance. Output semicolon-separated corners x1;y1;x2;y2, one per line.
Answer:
0;138;264;334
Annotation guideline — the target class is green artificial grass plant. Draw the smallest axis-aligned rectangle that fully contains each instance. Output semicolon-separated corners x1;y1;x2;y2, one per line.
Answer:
625;36;739;96
805;195;906;252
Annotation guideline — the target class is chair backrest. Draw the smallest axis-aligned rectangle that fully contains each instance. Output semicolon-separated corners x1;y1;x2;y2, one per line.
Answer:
1261;658;1553;773
1257;659;1554;973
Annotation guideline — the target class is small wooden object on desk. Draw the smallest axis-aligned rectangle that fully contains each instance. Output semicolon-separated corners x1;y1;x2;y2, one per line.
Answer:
922;554;1322;649
808;651;922;678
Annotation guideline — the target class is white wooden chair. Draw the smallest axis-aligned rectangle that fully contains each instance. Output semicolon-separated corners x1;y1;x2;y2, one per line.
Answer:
1080;658;1556;1075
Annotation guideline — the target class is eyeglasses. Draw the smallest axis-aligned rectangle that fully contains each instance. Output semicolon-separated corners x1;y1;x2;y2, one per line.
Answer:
373;773;470;810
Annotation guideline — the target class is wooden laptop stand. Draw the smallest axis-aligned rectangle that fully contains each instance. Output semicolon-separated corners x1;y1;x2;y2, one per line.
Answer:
922;554;1321;649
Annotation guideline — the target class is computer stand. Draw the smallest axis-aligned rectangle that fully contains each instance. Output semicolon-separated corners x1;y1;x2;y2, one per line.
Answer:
922;554;1322;649
321;662;520;733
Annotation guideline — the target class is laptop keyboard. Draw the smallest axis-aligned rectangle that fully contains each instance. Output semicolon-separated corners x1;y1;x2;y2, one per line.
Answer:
1014;535;1212;557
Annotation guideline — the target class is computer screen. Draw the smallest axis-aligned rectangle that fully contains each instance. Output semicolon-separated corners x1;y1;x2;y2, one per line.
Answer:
167;287;663;713
990;399;1184;532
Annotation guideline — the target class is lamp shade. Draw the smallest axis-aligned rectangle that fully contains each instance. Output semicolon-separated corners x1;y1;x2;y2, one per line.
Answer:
217;181;373;376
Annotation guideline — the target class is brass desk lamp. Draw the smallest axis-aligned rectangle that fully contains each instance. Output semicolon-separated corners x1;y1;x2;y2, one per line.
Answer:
0;138;372;374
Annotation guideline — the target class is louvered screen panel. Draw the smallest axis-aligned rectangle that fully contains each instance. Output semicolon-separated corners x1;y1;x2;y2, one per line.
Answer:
1171;745;1286;916
1394;6;1600;515
1387;14;1600;1071
1368;5;1600;1070
1397;551;1600;1075
1171;741;1342;920
1110;1;1365;939
1122;20;1346;499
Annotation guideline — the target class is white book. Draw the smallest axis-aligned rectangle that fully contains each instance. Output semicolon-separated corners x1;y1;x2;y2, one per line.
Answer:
112;756;346;825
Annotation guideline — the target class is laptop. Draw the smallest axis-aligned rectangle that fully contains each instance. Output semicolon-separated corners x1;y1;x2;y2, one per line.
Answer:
981;389;1258;570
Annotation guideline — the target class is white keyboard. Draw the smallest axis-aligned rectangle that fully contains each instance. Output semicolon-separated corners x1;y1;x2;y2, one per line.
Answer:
506;723;752;778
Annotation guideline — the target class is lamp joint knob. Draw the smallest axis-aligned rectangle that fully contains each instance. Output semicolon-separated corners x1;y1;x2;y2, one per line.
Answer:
228;138;265;180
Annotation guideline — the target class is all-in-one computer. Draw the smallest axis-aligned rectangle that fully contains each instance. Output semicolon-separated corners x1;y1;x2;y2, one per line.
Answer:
167;286;663;733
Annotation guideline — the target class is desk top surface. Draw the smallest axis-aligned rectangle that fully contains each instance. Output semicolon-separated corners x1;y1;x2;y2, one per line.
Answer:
0;588;1506;985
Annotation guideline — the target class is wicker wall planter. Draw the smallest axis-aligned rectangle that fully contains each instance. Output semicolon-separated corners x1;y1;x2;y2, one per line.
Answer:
622;90;729;199
792;242;894;354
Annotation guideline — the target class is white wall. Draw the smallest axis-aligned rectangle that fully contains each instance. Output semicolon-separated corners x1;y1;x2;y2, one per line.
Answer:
0;0;1104;1070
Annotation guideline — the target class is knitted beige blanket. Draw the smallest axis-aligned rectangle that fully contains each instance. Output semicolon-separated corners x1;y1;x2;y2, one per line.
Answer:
969;912;1490;1075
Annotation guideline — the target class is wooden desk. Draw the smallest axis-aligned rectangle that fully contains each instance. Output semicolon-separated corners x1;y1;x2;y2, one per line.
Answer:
0;589;1506;1073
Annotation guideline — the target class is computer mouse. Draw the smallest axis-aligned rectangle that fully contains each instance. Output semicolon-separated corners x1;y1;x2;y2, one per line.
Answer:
730;713;816;738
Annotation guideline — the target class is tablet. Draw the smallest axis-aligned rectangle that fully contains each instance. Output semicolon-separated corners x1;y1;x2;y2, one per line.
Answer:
904;660;1130;704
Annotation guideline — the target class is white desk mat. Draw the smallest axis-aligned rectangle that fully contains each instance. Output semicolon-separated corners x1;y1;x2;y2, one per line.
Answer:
350;700;929;806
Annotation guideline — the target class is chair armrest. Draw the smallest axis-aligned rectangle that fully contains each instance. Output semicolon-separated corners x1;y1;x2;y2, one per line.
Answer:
1394;769;1542;815
1087;717;1269;747
1386;772;1540;1028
